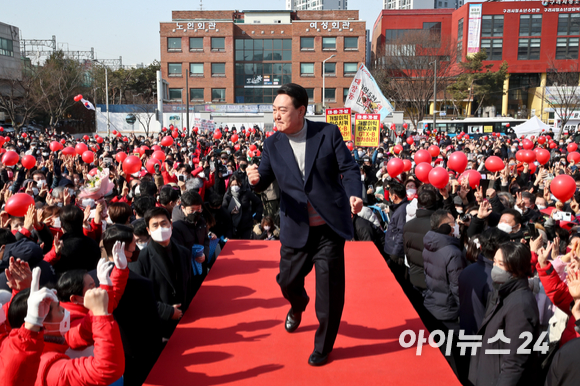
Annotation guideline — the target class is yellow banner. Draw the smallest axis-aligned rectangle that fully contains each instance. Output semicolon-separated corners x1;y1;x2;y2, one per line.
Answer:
354;114;380;147
326;108;352;141
484;125;493;133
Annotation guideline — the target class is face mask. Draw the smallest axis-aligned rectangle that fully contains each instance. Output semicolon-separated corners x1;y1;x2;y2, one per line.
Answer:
491;265;512;284
377;153;383;159
45;309;70;335
406;188;416;196
151;226;172;243
136;241;148;250
456;208;463;214
560;143;564;146
240;164;248;171
52;217;61;228
537;205;546;210
186;211;201;224
226;169;233;176
263;225;271;231
226;150;231;155
42;152;49;157
511;148;516;153
32;187;38;196
198;172;205;179
358;151;365;158
187;142;192;147
453;223;461;238
231;186;241;194
497;222;513;234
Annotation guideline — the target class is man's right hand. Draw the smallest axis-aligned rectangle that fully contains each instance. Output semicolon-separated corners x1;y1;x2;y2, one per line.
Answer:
247;164;260;185
84;288;109;316
171;304;183;320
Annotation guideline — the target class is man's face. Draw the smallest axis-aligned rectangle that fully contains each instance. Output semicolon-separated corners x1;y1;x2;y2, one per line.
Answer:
147;215;171;233
499;213;520;233
272;94;305;135
182;204;202;216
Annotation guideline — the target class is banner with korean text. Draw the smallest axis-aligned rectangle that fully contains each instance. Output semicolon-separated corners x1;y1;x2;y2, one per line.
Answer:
326;108;352;141
467;4;482;55
345;63;394;121
354;114;380;147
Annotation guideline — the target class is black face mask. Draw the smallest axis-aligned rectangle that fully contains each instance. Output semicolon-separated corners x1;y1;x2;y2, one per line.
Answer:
240;163;248;171
186;211;202;224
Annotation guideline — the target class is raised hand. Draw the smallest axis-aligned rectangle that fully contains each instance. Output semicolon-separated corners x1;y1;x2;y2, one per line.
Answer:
24;267;58;327
83;288;109;316
97;258;113;286
5;255;32;291
567;269;580;300
477;200;492;219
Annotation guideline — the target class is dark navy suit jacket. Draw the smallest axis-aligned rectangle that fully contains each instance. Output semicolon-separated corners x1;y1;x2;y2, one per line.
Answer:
254;119;361;249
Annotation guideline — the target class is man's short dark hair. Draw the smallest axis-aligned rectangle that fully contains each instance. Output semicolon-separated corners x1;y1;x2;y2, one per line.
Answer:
56;270;87;301
61;205;84;234
8;288;30;329
144;207;171;228
181;190;203;207
159;186;179;206
103;224;134;257
501;208;523;225
276;83;308;110
108;202;133;224
0;228;17;246
134;196;157;218
417;187;437;210
479;228;511;260
139;180;158;197
389;182;406;200
430;209;452;230
132;218;148;237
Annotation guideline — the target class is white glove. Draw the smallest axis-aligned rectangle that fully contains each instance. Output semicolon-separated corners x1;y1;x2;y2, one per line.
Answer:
97;258;113;287
24;267;58;327
112;241;127;270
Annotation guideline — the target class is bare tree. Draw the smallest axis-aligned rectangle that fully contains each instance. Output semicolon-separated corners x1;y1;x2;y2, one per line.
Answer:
371;29;461;129
536;60;580;137
133;104;156;136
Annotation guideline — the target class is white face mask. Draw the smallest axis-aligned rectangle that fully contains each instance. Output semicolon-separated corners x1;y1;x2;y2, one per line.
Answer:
198;172;205;179
453;223;461;238
231;185;241;194
456;208;463;214
151;226;172;242
537;205;546;210
37;180;47;188
136;241;148;250
44;309;70;335
358;151;365;158
263;225;271;231
406;188;417;197
52;217;61;228
497;222;513;234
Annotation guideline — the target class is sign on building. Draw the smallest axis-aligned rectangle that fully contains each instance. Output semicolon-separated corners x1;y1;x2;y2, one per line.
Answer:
467;4;483;55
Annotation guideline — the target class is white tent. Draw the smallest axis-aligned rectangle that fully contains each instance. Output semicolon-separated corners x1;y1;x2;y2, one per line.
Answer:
513;116;551;138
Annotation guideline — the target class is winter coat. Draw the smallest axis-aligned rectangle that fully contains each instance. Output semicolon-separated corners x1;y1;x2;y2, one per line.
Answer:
222;189;263;237
458;254;494;335
403;208;435;290
545;335;580;386
0;327;44;386
251;224;280;240
384;198;409;258
422;230;466;321
172;217;210;258
468;277;540;386
55;231;101;274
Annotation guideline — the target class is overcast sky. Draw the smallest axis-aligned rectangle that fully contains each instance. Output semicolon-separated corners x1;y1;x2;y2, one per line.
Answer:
3;0;384;65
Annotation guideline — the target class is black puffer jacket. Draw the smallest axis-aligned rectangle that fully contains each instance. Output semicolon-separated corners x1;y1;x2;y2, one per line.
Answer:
422;230;466;321
172;217;210;259
403;208;435;290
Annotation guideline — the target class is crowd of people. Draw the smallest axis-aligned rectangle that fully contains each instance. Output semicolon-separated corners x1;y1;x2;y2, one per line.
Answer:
0;110;579;385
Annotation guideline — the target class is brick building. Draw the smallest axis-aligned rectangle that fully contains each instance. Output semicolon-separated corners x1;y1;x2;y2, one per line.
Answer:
159;10;366;108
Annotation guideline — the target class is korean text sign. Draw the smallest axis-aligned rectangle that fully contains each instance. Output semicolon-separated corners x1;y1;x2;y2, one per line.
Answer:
354;114;380;147
326;108;352;141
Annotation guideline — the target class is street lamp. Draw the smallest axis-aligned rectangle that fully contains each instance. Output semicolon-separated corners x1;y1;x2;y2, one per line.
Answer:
430;60;437;131
322;54;336;110
93;60;110;137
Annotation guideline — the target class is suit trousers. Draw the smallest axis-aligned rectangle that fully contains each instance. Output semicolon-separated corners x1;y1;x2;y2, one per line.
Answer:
277;224;346;355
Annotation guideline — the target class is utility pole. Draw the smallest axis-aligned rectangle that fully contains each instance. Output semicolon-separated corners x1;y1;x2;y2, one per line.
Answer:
433;59;437;131
186;69;190;136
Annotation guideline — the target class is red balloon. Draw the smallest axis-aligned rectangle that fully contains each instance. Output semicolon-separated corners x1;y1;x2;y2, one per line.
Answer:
406;137;414;145
82;151;95;164
141;145;150;155
246;131;251;137
425;130;431;135
568;152;580;164
273;127;278;132
387;158;405;178
522;139;534;150
112;130;118;135
537;136;546;145
21;133;27;138
122;155;142;175
73;94;83;102
230;134;239;143
459;170;482;189
485;156;505;172
550;142;558;149
528;162;537;174
551;175;576;202
152;150;166;162
248;151;255;158
60;139;66;144
152;145;162;151
62;147;75;157
145;158;162;174
115;152;128;163
234;144;241;151
403;123;408;129
83;135;90;141
249;144;257;151
21;155;36;169
181;133;186;138
49;141;63;152
0;127;3;132
347;143;354;151
172;131;179;138
162;127;167;132
414;149;432;165
96;136;104;144
255;150;261;156
390;123;396;131
214;131;223;140
568;143;578;153
448;152;468;173
414;163;433;183
161;136;174;147
506;123;510;128
5;193;35;217
483;136;489;141
123;137;129;142
402;159;412;172
393;145;403;154
75;143;88;155
193;127;199;134
428;145;440;158
428;167;450;189
536;149;550;165
464;135;470;140
516;150;535;164
0;137;4;146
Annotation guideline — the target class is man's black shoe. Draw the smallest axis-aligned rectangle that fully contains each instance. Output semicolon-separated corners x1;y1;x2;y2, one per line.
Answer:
308;351;328;366
285;308;302;333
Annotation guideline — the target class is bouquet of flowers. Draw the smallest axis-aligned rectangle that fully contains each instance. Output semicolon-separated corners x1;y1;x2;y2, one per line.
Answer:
78;167;115;200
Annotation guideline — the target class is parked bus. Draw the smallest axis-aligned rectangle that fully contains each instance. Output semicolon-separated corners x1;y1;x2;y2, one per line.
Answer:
419;117;527;137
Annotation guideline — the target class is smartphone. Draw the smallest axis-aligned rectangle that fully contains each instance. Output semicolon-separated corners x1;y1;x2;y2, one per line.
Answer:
103;157;113;165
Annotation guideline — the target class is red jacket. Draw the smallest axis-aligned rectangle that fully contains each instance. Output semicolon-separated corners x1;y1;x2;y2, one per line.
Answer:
536;261;580;346
0;327;45;386
161;170;177;185
35;315;125;386
82;219;102;243
198;172;215;201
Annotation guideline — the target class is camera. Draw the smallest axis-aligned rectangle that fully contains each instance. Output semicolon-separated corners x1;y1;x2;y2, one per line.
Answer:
460;213;471;222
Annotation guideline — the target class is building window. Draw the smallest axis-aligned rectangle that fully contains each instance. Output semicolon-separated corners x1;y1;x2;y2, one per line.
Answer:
519;14;542;36
457;18;464;41
301;37;314;50
211;63;226;76
558;14;580;36
211;37;225;51
481;39;503;60
324;62;336;76
324;88;336;102
322;37;336;50
301;63;315;76
482;15;504;37
190;88;204;102
556;37;579;59
344;37;358;50
305;88;314;102
190;63;204;77
0;38;13;57
457;41;463;63
190;37;203;51
167;38;181;51
235;39;292;61
343;88;349;103
168;63;182;77
212;89;226;102
344;62;357;76
168;89;182;101
518;38;541;60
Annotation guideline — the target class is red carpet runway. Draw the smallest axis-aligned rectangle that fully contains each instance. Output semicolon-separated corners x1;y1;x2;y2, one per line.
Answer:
145;240;460;386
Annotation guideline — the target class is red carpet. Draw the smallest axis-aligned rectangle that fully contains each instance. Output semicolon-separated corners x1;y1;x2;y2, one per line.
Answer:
145;240;460;386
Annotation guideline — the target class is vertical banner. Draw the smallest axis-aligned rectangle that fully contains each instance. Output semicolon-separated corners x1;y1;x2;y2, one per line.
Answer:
354;114;380;147
345;63;394;121
325;107;352;141
467;4;482;55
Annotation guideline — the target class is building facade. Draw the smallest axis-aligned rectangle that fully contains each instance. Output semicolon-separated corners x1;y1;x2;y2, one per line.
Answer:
160;10;366;108
383;0;464;10
372;1;580;125
287;0;348;11
0;22;21;80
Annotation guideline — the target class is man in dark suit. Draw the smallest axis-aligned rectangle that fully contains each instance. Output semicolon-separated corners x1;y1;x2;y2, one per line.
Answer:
247;83;363;366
